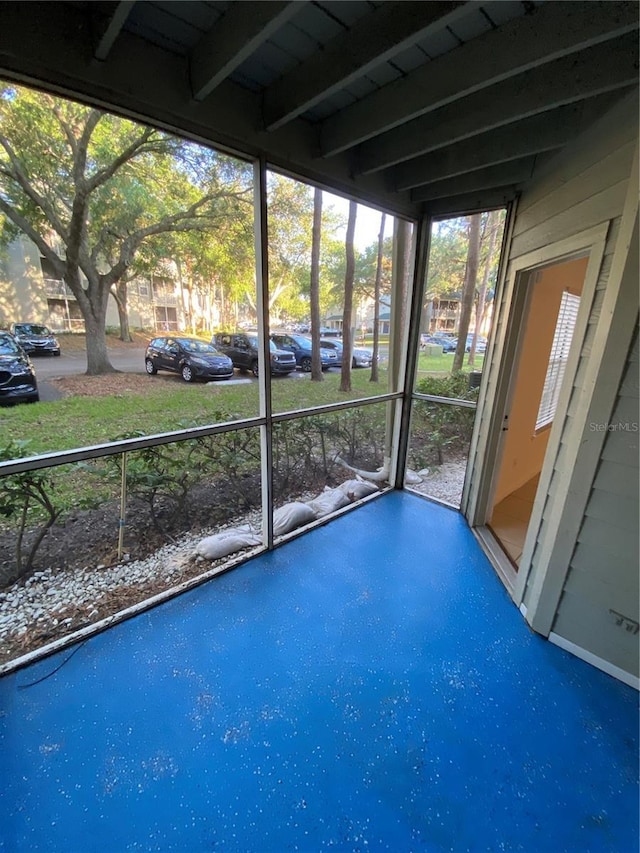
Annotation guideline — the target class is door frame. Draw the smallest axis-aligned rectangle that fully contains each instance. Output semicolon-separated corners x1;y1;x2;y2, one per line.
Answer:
464;222;609;607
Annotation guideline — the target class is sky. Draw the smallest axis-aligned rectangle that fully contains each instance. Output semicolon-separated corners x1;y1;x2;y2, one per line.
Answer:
323;192;395;251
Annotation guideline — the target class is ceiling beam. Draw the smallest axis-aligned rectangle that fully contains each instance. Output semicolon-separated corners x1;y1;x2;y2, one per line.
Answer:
0;2;419;219
94;1;135;62
390;94;620;191
356;33;639;175
411;157;538;202
190;1;305;102
421;188;517;219
320;1;639;157
262;0;469;131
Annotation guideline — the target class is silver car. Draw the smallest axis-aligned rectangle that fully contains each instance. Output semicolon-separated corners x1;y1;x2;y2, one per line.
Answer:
319;338;374;368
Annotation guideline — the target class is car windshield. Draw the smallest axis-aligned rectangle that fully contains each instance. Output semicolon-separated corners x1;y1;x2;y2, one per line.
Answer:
178;339;219;354
14;324;50;335
0;336;21;354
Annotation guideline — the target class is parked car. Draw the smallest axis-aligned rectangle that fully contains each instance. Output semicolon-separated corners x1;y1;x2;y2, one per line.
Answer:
0;332;39;404
10;323;60;356
270;332;338;372
213;332;296;376
145;336;234;382
318;338;374;368
466;335;487;353
421;334;457;352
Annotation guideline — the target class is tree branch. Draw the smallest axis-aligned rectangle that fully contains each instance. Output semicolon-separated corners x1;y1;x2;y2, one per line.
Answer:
0;134;69;240
51;102;78;159
74;109;102;189
85;126;161;193
0;196;65;276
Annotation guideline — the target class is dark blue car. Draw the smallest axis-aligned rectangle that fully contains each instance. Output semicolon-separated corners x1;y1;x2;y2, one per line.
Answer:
270;333;338;372
145;336;234;382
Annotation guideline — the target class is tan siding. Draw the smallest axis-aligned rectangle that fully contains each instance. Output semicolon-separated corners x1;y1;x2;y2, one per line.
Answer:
576;513;638;563
514;139;636;232
475;90;639;668
552;590;639;677
565;556;639;616
554;334;639;675
515;93;637;216
584;488;639;533
510;181;629;258
593;459;639;499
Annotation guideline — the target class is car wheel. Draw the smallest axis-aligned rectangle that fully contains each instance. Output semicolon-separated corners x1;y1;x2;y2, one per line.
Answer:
352;357;358;369
181;363;194;382
28;393;40;403
53;350;61;357
145;358;157;375
251;360;259;377
301;356;312;372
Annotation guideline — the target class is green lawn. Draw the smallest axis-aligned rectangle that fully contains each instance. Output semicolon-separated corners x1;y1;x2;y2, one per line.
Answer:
1;354;483;459
0;368;391;456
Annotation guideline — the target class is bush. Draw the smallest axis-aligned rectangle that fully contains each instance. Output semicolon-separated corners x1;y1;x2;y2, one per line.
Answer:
411;372;479;466
0;440;64;585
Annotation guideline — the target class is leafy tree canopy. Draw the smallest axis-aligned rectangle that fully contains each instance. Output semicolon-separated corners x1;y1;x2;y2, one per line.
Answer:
0;83;252;372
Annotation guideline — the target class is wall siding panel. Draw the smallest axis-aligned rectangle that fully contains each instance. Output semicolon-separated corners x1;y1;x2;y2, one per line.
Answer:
555;333;640;675
552;590;639;677
466;87;639;682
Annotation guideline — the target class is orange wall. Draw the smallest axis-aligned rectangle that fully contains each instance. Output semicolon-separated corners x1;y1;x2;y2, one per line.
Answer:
493;256;588;504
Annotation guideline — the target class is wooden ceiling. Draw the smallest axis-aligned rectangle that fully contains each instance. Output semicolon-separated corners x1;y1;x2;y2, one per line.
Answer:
0;1;637;218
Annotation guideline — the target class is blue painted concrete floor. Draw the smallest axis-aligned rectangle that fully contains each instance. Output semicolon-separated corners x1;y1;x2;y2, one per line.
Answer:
1;492;638;852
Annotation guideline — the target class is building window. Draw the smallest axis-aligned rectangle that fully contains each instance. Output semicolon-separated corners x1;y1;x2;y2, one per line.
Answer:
535;290;580;431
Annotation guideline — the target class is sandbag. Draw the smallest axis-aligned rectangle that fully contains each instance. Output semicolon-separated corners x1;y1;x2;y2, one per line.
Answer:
338;478;379;501
307;487;351;518
273;502;316;537
195;528;261;560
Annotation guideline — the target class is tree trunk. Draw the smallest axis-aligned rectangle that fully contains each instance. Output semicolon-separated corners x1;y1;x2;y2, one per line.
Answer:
310;188;323;382
113;280;132;342
452;213;481;373
340;200;357;392
65;266;116;374
370;212;386;383
85;310;116;374
469;210;499;367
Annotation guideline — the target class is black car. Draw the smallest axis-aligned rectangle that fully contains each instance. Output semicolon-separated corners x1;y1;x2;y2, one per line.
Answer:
269;332;338;372
213;332;296;376
0;333;39;404
10;323;60;356
145;336;234;382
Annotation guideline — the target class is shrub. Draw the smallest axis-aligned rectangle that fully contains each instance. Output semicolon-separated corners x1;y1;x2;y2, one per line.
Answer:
0;440;64;585
411;372;479;466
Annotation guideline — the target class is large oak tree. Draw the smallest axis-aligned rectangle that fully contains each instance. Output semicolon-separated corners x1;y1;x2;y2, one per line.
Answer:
0;84;251;373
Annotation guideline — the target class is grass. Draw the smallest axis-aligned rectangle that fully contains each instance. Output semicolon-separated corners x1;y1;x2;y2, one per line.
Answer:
416;351;484;375
0;368;395;457
1;348;483;458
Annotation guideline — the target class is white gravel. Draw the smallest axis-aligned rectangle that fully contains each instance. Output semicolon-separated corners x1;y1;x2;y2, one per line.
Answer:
0;535;200;648
407;459;468;506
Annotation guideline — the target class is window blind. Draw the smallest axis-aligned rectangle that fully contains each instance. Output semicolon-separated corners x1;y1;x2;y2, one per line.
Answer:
535;291;580;431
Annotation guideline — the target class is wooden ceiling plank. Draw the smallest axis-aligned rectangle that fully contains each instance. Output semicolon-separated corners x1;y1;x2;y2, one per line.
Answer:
94;1;136;62
320;1;639;156
190;1;306;102
390;94;620;191
263;0;470;130
421;188;516;218
411;157;537;202
357;33;638;175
